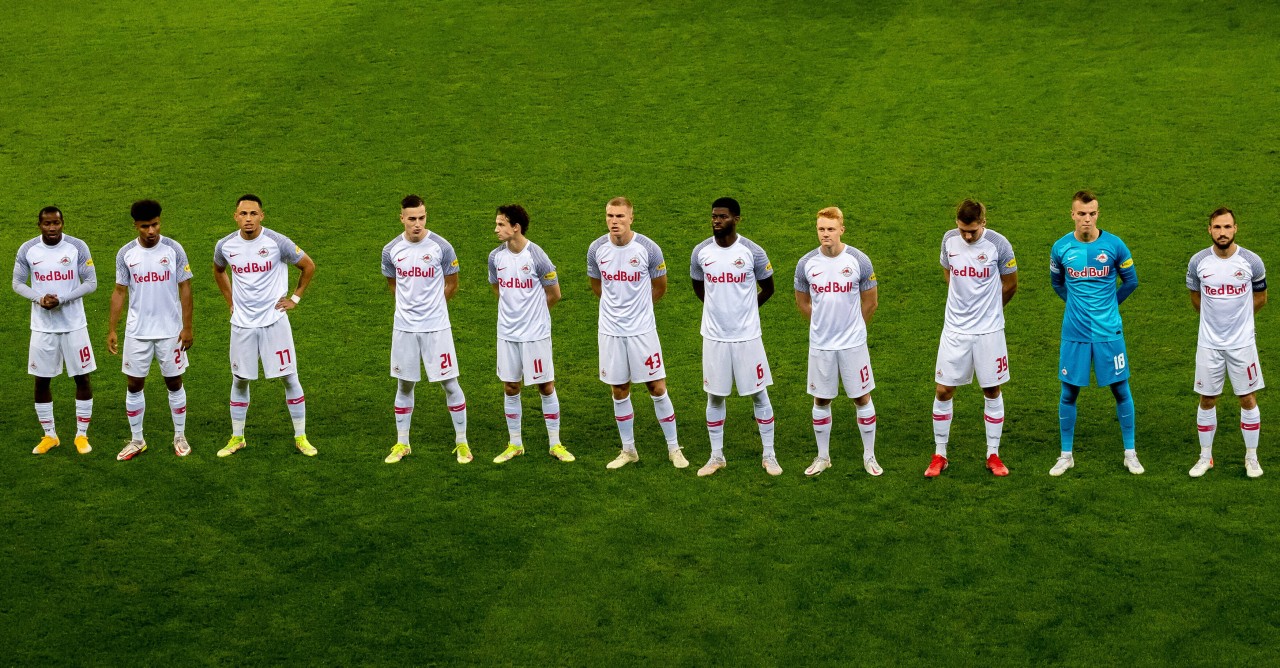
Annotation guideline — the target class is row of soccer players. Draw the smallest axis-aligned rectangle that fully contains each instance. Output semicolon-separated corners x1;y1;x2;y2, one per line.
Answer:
13;192;1266;477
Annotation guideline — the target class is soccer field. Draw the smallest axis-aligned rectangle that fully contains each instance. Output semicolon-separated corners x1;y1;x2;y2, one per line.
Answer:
3;0;1279;664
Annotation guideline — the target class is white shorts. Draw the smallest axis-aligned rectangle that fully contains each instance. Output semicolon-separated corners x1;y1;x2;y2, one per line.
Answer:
230;318;297;380
28;328;96;378
1195;345;1264;396
497;337;554;385
599;330;666;385
935;329;1010;388
391;328;460;383
808;345;875;399
702;337;772;397
122;336;189;378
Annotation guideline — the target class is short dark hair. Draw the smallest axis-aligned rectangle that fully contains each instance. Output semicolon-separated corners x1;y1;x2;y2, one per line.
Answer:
1209;206;1234;223
956;199;985;224
1072;190;1096;205
401;194;425;209
712;197;740;216
497;204;530;234
236;194;263;207
38;206;63;222
131;199;162;222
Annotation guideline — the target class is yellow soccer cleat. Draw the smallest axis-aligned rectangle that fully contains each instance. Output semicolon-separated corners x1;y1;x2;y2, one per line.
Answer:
493;444;525;463
218;435;247;458
295;435;318;457
453;443;473;464
74;435;92;455
32;435;60;455
385;443;411;464
549;443;575;462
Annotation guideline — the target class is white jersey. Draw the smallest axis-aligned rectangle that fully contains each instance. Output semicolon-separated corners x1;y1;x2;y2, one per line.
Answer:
690;235;773;342
1187;246;1266;350
586;232;666;336
939;228;1016;335
794;245;877;350
381;231;459;333
13;235;96;333
116;237;193;340
488;240;558;342
213;227;305;329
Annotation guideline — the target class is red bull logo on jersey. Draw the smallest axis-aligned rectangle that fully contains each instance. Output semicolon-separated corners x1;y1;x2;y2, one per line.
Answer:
705;272;749;284
422;253;432;262
34;269;75;281
812;281;855;294
397;266;437;279
257;248;269;257
601;269;644;282
159;257;170;266
232;260;273;274
840;266;853;277
498;276;536;289
976;253;988;263
733;257;746;269
628;256;640;267
1233;269;1246;280
1066;266;1110;278
1204;283;1249;297
951;266;992;279
132;270;172;283
59;256;71;265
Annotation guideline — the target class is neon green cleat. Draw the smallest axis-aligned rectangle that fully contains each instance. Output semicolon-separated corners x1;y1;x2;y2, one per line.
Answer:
453;443;473;464
493;444;525;463
295;435;317;457
385;443;411;464
549;443;575;462
218;435;246;458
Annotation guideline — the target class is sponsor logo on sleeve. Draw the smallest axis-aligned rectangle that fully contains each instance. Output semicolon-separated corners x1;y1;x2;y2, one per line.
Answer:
84;258;94;267
764;262;773;271
1005;258;1017;268
450;259;459;267
655;261;666;271
543;271;557;280
868;272;877;281
295;246;303;255
1119;258;1134;269
183;264;191;273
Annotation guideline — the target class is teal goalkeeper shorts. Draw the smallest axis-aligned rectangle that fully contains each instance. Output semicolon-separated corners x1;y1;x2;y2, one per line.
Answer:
1059;338;1130;387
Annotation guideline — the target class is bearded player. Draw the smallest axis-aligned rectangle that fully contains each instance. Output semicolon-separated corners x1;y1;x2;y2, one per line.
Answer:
108;200;194;460
794;207;881;477
382;195;470;464
13;206;98;455
1186;207;1267;478
1049;191;1140;476
926;199;1018;478
213;194;318;457
691;197;779;476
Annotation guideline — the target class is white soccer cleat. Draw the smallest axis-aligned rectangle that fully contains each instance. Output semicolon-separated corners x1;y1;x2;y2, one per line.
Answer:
606;449;639;470
762;454;783;476
1124;451;1144;475
1049;454;1075;477
668;447;689;469
864;456;883;477
117;440;147;461
804;456;831;477
697;454;726;477
173;434;191;457
1246;457;1264;478
1189;457;1213;478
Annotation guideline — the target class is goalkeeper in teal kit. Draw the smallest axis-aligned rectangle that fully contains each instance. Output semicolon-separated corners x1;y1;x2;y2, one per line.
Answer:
1048;191;1141;476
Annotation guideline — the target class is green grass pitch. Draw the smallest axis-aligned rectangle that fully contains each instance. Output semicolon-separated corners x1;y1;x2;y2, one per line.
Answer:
2;1;1278;664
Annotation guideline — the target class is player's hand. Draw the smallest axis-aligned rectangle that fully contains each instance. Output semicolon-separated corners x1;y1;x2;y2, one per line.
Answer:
39;294;59;310
275;296;297;311
179;327;194;351
107;331;118;355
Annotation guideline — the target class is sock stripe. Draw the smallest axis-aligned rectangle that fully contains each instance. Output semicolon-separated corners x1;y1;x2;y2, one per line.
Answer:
544;412;560;420
1197;424;1216;432
171;406;187;414
933;413;952;421
286;395;306;405
448;403;467;412
658;414;676;423
706;419;725;428
504;413;519;419
615;414;634;422
857;415;877;425
76;417;91;423
984;414;1004;424
756;416;775;425
394;407;414;415
126;409;143;417
1242;422;1261;431
229;401;249;408
812;416;832;426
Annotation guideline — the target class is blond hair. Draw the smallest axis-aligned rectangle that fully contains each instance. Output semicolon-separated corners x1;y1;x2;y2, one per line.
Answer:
607;196;633;210
817;206;843;224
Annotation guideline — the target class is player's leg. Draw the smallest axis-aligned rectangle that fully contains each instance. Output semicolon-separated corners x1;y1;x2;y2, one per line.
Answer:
65;328;95;454
698;392;728;476
647;378;684;467
261;318;312;456
527;338;568;461
806;348;836;475
119;368;148;461
1225;345;1264;477
980;386;1008;476
1097;339;1139;472
931;331;971;472
71;373;93;454
602;333;637;467
30;331;60;453
1051;382;1081;476
163;373;189;456
733;338;778;475
221;325;257;457
387;329;420;463
974;330;1010;475
697;338;732;476
494;339;525;462
423;329;469;462
1241;392;1262;477
844;345;880;476
1191;346;1224;476
635;331;682;465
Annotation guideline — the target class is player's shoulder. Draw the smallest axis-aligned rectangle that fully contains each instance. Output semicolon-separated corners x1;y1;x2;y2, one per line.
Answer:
259;226;291;246
524;240;548;258
941;228;962;244
982;228;1012;247
158;236;186;255
17;236;42;255
1188;247;1214;267
62;234;92;255
632;232;662;253
797;247;822;266
215;230;241;248
1101;230;1130;249
1236;246;1264;265
691;237;716;256
1052;231;1076;249
588;234;610;252
736;234;766;253
842;244;871;262
383;235;404;254
117;238;140;257
426;230;453;250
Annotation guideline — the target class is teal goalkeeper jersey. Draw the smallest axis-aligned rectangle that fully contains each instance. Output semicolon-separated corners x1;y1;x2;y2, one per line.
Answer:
1049;230;1138;343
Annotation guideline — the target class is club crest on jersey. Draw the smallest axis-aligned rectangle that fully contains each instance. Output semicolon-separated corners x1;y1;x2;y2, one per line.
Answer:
521;264;531;274
393;365;400;374
257;248;269;257
840;266;853;277
59;256;70;265
159;257;170;266
232;361;239;371
976;253;988;263
733;257;746;269
422;253;432;263
1234;269;1246;280
1095;252;1108;263
628;256;640;267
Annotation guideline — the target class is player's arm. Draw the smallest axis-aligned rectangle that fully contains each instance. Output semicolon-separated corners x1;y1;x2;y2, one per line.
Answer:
276;254;316;311
59;251;97;304
1255;284;1267;312
544;283;561;308
213;264;234;313
11;255;43;304
589;277;602;298
178;279;194;350
1049;249;1068;301
1116;258;1137;304
691;279;705;303
651;275;667;304
756;275;775;307
861;286;879;326
106;283;128;355
942;268;951;284
795;290;812;321
1189;290;1201;312
443;273;459;301
1001;271;1018;306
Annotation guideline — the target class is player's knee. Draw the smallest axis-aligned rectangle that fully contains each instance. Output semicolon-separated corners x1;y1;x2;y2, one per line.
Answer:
1059;384;1080;405
751;389;771;408
935;384;956;401
34;377;52;391
126;376;146;393
1198;394;1218;409
72;374;91;389
645;379;666;397
852;393;871;408
1240;393;1258;410
503;382;522;396
537;381;555;396
981;386;1002;399
814;397;832;408
397;379;416;395
706;394;727;409
1110;380;1132;403
163;375;183;392
611;384;631;400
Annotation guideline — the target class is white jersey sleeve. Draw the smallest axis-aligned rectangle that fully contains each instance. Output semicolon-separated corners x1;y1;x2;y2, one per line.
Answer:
591;233;663;336
1191;246;1265;349
381;241;396;279
530;244;558;286
797;246;873;350
941;229;1013;335
12;240;40;302
263;229;304;265
695;236;770;342
586;237;603;280
385;232;455;333
18;235;94;333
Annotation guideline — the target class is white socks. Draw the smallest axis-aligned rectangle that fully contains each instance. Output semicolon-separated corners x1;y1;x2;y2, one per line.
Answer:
706;394;726;456
126;391;145;440
856;399;877;459
442;378;467;444
651;391;679;449
230;378;250;437
395;381;415;445
282;373;306;437
35;402;55;437
753;389;776;458
1197;406;1217;458
541;391;561;445
614;396;636;452
75;399;92;436
984;395;1004;456
504;393;522;445
1242;406;1261;455
933;398;953;456
812;404;832;460
168;387;187;436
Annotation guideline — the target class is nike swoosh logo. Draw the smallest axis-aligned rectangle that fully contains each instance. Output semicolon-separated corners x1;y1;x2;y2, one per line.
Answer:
703;261;715;267
1201;273;1213;278
756;381;764;387
396;255;407;262
599;260;611;265
649;370;660;376
810;272;823;277
32;261;43;265
532;374;544;380
129;263;140;267
229;253;239;258
948;253;959;257
498;266;508;271
279;366;288;371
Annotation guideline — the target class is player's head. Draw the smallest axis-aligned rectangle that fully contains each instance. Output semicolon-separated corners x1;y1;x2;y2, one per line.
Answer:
1208;207;1236;251
37;206;64;244
605;197;634;239
400;194;428;242
816;206;844;251
955;198;987;243
495;204;529;242
234;194;264;236
711;197;740;239
131;199;163;246
1070;190;1099;240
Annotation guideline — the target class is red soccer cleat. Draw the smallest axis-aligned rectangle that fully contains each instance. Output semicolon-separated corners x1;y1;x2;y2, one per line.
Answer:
986;453;1009;476
924;454;948;478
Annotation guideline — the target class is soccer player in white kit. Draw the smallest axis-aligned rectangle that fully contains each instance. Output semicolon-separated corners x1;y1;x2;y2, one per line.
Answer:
12;206;98;455
107;200;194;461
794;207;881;477
926;199;1018;478
691;197;780;477
382;195;470;465
212;194;318;457
587;197;686;470
488;204;573;464
1186;207;1267;478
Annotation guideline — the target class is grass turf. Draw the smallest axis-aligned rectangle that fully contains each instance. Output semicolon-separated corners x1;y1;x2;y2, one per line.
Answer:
1;0;1278;663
